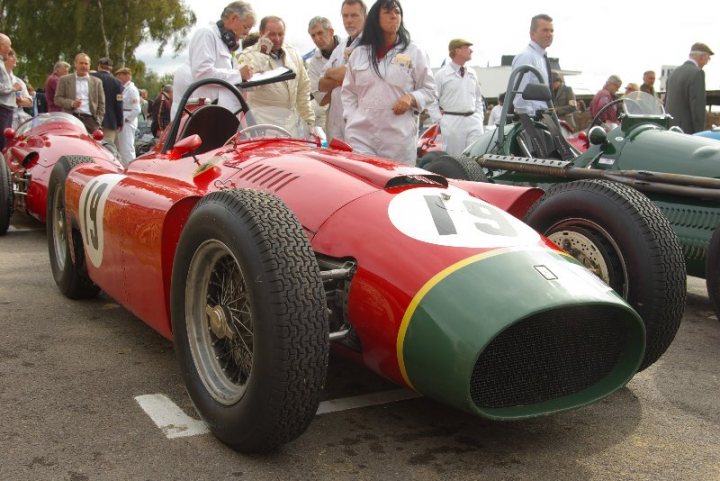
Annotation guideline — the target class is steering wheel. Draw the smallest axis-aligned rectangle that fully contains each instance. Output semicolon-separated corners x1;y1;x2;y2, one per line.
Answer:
236;123;292;139
589;98;625;129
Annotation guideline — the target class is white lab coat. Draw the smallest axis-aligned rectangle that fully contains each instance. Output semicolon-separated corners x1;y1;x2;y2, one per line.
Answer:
323;36;360;141
117;80;140;165
171;23;244;118
427;62;484;156
306;48;330;130
237;43;314;135
342;42;436;165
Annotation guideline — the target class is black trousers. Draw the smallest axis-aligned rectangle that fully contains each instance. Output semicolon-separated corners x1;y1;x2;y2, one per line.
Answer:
74;112;100;133
0;106;14;150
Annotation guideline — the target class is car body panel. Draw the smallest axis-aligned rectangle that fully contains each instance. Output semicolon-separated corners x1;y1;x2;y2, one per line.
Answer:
461;68;720;280
2;113;122;224
50;79;650;442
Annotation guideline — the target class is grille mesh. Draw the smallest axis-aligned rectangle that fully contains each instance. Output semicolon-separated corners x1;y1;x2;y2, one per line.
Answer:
470;306;629;409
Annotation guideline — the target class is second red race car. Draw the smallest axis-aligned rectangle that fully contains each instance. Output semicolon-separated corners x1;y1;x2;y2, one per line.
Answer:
45;78;683;453
1;112;123;234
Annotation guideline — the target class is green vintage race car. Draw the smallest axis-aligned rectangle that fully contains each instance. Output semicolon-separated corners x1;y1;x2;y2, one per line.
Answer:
421;64;720;322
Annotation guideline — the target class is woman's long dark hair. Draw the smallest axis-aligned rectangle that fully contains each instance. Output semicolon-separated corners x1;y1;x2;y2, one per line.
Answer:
359;0;411;76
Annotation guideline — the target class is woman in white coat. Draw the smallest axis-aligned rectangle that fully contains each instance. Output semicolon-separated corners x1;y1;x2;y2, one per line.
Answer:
342;0;435;165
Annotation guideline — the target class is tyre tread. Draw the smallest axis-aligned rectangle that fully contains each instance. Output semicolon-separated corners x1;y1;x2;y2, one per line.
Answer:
525;179;686;370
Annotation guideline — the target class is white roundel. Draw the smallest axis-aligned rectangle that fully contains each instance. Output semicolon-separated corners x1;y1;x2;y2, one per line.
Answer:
78;174;126;268
387;186;541;248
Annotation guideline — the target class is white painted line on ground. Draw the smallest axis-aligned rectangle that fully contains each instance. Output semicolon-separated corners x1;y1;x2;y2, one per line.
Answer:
317;388;422;415
134;394;210;439
135;389;422;439
8;227;44;232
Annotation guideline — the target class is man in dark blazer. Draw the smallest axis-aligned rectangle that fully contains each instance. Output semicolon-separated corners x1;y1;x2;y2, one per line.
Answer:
665;42;714;134
91;57;123;145
54;53;105;133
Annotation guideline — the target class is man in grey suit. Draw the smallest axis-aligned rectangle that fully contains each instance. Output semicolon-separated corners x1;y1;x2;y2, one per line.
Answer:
665;42;714;134
54;53;105;133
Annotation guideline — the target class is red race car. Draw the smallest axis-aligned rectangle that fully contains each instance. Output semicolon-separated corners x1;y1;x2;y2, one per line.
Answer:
45;78;677;453
1;113;123;234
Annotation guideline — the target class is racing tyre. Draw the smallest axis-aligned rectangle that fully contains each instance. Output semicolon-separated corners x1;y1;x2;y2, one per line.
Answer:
422;155;488;182
0;155;12;235
416;150;448;169
705;227;720;320
171;189;329;453
47;155;100;299
524;179;686;371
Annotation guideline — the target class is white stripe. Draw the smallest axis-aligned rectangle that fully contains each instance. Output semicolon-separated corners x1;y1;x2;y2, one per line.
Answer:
134;394;210;439
8;227;44;232
135;389;421;440
316;389;421;415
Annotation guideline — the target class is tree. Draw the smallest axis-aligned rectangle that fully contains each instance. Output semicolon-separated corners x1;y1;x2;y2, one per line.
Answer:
0;0;195;88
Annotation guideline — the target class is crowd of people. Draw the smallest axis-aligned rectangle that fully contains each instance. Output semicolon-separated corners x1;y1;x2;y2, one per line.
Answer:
0;34;166;164
0;1;714;166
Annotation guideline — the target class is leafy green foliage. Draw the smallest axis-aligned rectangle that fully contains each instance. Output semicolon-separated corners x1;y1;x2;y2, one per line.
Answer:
0;0;195;88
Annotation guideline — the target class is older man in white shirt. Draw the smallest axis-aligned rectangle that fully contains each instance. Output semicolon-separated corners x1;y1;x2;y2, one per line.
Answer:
318;0;367;141
428;39;484;156
115;68;141;165
171;1;255;118
306;16;339;132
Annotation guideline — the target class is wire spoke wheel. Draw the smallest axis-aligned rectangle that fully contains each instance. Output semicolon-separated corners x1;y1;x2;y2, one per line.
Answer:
50;185;68;273
186;240;254;405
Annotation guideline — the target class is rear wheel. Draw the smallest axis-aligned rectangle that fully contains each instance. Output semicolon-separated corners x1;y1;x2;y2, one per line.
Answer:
705;227;720;320
0;155;13;235
171;189;328;453
525;179;686;371
46;155;100;299
422;155;488;182
416;149;448;169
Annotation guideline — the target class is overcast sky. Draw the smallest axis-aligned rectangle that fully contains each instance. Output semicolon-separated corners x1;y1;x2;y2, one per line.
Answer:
136;0;719;96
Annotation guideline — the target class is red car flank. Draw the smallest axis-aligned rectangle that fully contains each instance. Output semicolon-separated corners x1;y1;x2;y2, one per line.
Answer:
43;78;654;453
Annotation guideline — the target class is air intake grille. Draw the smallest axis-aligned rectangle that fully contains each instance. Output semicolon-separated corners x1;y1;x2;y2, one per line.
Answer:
470;306;628;409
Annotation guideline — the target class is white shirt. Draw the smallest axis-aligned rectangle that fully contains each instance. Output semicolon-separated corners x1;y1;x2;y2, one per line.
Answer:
307;47;330;105
486;104;503;129
322;35;361;140
122;80;141;125
427;62;483;123
172;23;244;116
75;75;91;115
512;41;550;115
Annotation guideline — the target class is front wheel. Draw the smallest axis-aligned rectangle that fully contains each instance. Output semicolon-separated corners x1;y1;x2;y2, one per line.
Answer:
170;189;328;453
705;227;720;320
46;155;100;299
525;179;686;371
0;155;13;235
422;155;488;182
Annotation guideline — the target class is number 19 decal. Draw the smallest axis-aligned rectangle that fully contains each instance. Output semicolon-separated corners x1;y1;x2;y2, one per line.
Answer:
78;174;125;268
388;186;540;248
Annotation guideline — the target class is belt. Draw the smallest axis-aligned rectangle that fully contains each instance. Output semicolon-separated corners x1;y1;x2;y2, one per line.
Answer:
441;110;475;116
73;112;94;118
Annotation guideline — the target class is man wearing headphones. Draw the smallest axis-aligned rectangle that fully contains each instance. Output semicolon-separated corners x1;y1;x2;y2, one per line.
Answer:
171;1;256;117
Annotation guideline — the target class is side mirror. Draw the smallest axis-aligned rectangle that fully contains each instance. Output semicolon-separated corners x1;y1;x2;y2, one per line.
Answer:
4;127;16;140
522;83;552;102
169;134;202;159
588;126;608;145
92;130;104;141
328;137;352;152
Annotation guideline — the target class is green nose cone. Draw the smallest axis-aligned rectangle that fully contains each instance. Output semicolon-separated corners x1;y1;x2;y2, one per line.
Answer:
398;248;645;419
